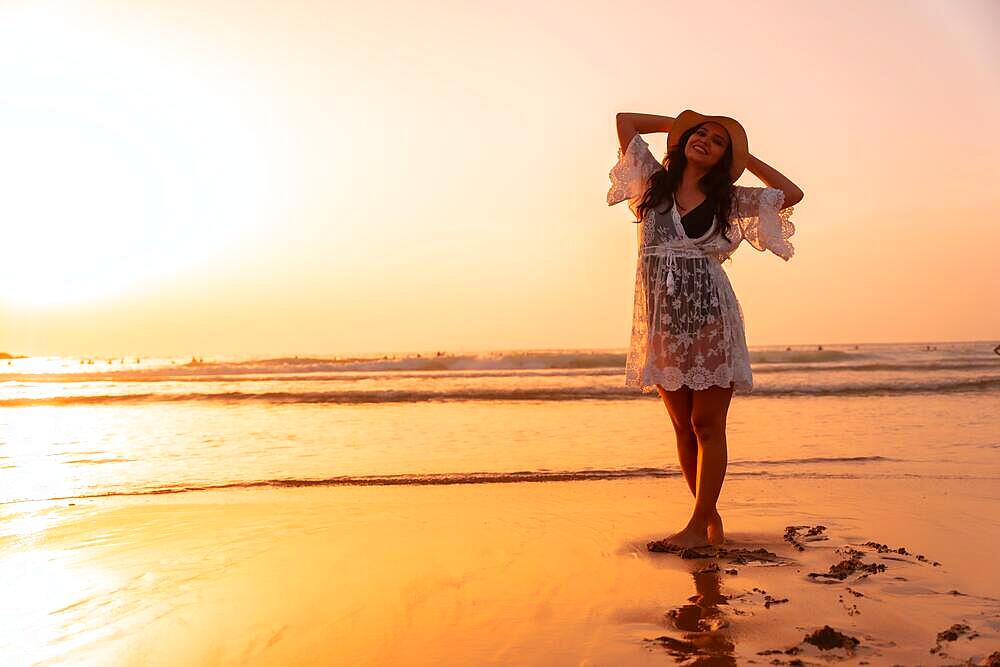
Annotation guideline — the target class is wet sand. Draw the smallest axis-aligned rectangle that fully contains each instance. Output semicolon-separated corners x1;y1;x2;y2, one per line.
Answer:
2;476;999;665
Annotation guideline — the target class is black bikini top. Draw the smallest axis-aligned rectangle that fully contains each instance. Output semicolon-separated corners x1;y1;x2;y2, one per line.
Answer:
677;197;715;240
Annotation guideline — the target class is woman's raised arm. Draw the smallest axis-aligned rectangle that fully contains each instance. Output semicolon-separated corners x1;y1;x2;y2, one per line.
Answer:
745;154;804;208
615;112;675;155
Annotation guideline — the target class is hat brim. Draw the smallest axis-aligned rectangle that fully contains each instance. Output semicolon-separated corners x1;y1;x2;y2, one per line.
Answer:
667;109;749;182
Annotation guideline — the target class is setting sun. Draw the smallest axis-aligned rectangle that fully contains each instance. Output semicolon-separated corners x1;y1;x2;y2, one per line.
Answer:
0;7;279;307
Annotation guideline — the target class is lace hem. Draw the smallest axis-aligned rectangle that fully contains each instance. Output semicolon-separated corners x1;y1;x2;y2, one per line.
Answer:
626;364;754;394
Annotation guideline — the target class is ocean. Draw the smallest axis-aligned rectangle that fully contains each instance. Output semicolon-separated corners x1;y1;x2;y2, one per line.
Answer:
1;340;998;507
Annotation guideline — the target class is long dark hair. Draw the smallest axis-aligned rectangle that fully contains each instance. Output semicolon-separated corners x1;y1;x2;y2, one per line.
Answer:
634;122;734;244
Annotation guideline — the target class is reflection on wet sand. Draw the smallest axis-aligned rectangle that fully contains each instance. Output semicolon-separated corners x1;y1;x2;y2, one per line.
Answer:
644;562;737;665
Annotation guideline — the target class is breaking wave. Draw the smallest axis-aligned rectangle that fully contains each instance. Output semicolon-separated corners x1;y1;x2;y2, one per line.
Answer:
3;376;999;408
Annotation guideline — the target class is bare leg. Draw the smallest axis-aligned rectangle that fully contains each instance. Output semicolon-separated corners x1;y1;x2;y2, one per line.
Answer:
654;384;697;495
655;383;725;543
662;383;734;548
707;433;726;544
677;431;699;496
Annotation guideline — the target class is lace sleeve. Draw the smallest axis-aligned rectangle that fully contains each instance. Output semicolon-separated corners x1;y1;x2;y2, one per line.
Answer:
729;186;796;261
607;133;663;218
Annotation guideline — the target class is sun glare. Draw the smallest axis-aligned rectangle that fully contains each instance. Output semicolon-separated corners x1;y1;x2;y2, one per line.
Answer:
0;8;278;307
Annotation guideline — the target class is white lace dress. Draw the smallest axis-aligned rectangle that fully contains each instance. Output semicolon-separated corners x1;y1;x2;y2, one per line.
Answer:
606;133;797;394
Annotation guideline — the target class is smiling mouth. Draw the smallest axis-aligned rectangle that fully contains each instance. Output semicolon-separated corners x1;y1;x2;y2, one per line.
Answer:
692;145;709;155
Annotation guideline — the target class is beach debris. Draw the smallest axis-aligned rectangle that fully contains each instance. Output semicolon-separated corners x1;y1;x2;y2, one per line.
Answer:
837;545;866;559
861;541;941;567
724;567;738;575
646;541;714;558
863;540;909;555
809;546;887;581
849;540;941;566
862;540;941;565
929;622;981;655
730;586;790;610
937;622;976;642
753;586;789;608
727;547;782;565
646;540;784;566
837;592;861;616
756;646;802;657
784;524;828;551
808;553;887;582
803;625;860;651
984;651;1000;666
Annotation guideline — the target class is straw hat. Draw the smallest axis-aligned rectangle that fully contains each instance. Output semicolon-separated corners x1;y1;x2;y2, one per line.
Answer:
667;109;749;182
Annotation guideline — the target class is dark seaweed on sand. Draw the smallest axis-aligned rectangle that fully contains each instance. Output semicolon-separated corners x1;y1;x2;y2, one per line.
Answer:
808;554;887;581
803;625;860;650
783;524;828;551
646;541;783;566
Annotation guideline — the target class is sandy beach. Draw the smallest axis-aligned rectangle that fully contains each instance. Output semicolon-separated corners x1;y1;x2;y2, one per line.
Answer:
3;474;998;666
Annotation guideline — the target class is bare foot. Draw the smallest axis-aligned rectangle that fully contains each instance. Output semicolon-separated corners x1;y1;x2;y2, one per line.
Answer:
664;523;712;549
707;510;726;546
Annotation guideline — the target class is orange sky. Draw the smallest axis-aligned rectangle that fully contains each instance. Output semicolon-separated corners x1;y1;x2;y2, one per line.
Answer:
1;0;997;358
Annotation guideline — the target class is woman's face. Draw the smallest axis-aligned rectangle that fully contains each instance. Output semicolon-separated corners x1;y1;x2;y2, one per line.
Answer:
684;122;730;169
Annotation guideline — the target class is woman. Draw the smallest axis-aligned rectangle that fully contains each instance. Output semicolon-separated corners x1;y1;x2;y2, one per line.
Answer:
607;109;804;548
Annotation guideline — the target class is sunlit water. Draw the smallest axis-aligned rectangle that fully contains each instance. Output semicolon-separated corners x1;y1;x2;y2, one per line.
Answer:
1;340;998;506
